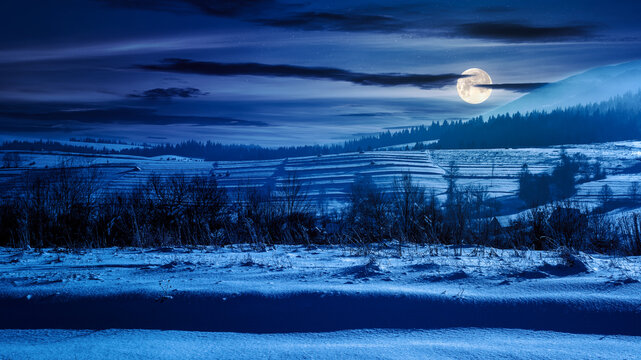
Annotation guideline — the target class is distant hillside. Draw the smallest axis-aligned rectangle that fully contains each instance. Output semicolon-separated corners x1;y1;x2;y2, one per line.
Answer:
4;90;641;159
0;125;443;161
434;91;641;149
487;60;641;117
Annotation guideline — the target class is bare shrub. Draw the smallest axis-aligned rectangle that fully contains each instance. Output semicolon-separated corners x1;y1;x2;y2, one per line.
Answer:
619;213;641;255
2;152;21;168
276;174;317;245
391;172;427;252
599;184;614;211
0;162;630;253
629;182;640;204
546;203;587;250
345;174;390;247
423;190;444;245
1;162;101;248
586;211;618;254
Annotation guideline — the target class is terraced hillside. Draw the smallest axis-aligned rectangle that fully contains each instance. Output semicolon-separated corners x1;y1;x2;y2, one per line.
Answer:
2;141;641;213
0;151;446;208
429;141;641;208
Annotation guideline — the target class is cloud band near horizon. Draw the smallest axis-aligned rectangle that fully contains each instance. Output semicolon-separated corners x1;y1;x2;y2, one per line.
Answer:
137;58;465;90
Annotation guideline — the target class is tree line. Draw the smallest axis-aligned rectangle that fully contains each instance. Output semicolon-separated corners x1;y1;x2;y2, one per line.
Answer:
434;91;641;149
3;91;641;160
0;125;443;161
518;150;606;208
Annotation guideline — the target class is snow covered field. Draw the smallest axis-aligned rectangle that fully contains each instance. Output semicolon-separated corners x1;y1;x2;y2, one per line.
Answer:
3;141;641;214
2;328;640;360
0;245;640;358
2;143;641;358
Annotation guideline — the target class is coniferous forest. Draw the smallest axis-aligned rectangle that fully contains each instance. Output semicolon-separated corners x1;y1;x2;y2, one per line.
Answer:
2;91;640;160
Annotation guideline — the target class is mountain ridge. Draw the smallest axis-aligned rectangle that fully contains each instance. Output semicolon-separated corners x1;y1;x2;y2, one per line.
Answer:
487;60;641;117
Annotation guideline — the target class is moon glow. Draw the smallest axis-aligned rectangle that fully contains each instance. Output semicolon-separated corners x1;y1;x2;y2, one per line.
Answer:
457;68;492;104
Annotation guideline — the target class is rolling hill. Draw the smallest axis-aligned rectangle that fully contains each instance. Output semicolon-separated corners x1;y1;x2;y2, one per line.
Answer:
487;60;641;117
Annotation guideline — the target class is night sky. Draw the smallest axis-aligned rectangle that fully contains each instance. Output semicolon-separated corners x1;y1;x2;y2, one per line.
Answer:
2;1;641;146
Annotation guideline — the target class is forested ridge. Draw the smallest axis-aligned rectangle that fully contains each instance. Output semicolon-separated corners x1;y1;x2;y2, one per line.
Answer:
2;91;640;159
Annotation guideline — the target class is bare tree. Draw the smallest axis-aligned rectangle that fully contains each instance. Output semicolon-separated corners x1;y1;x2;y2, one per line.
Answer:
599;184;613;210
347;174;390;246
629;182;639;204
392;172;426;254
619;213;641;255
279;173;310;218
2;153;21;168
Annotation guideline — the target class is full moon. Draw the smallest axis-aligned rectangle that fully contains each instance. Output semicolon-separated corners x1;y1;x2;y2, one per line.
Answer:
457;68;492;104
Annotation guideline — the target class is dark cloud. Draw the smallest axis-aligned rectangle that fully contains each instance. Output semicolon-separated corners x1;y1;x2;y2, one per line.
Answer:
0;119;90;133
475;6;513;13
475;83;548;92
128;87;208;99
98;0;603;43
339;112;394;117
455;22;593;41
256;12;406;32
99;0;275;17
0;107;268;127
101;0;405;33
137;58;464;90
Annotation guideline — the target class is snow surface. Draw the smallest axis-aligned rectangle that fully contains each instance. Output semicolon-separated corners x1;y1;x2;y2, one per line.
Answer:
3;141;641;214
1;245;640;358
1;328;640;360
1;245;640;332
487;60;641;117
2;142;641;357
1;244;639;300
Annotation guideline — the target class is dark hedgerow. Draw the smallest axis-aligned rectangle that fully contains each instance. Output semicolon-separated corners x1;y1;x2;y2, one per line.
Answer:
0;163;639;255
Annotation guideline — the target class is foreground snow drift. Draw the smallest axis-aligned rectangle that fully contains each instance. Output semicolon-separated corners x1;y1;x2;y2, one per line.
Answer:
2;288;640;334
1;328;640;360
1;245;640;335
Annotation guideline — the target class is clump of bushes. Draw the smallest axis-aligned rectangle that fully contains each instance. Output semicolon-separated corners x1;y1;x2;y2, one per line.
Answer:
0;162;639;255
518;151;605;208
2;152;21;168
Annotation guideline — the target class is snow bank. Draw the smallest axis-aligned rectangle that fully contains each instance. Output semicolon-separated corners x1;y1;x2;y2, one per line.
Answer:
1;328;640;360
1;245;640;335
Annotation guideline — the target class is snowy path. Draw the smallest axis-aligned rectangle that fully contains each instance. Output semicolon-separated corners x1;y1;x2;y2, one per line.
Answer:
1;328;640;360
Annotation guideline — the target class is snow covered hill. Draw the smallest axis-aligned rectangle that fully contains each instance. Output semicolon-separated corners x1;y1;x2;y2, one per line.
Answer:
487;60;641;117
0;150;447;208
2;141;641;214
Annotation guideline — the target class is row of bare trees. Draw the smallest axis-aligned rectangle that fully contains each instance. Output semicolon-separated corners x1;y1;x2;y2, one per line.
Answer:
345;171;500;255
0;166;317;248
0;164;640;255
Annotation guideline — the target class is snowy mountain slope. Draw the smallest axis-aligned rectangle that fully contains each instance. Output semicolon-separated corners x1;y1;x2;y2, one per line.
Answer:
487;60;641;117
